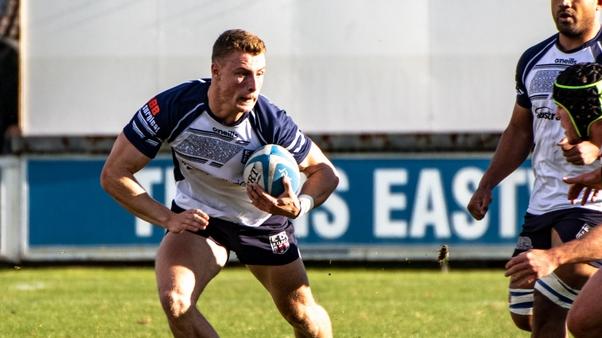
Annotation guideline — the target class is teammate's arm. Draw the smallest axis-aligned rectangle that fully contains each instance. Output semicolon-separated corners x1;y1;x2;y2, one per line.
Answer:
247;141;339;218
505;225;602;286
100;133;208;233
467;102;533;220
558;138;601;165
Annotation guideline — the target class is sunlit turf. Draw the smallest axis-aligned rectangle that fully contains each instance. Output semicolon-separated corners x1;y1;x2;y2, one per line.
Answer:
0;265;528;337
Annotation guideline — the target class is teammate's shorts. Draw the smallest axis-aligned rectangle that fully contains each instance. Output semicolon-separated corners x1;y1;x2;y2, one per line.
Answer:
171;202;300;266
512;207;602;257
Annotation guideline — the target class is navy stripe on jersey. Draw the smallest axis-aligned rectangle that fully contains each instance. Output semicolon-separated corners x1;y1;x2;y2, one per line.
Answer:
248;97;312;163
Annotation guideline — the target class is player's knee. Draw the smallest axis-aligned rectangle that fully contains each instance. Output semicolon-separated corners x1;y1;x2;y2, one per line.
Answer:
159;290;192;319
280;300;310;327
508;288;533;331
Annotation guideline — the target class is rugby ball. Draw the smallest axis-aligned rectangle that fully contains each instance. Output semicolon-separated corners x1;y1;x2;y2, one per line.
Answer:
243;144;301;197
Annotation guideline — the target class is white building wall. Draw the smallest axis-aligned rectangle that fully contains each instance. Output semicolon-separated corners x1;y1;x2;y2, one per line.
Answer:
21;0;554;135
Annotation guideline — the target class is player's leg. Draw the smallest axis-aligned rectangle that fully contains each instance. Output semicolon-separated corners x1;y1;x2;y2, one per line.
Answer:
507;213;544;332
567;269;602;338
155;231;229;338
531;222;598;338
248;258;332;338
508;279;534;331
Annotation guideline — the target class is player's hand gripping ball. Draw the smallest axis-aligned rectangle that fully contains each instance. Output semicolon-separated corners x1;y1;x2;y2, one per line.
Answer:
243;144;301;197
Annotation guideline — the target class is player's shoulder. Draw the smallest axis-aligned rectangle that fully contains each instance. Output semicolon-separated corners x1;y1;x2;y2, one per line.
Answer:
518;33;558;65
253;95;284;115
250;95;290;124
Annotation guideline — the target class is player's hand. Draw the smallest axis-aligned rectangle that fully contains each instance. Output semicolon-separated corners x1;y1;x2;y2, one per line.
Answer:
558;138;601;165
247;176;300;218
504;250;558;287
466;187;492;220
165;208;209;233
563;168;602;205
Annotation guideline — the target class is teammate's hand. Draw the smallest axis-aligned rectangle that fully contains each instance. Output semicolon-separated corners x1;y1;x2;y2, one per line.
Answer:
165;208;209;233
563;168;602;205
558;138;601;165
504;250;558;287
466;187;492;220
246;176;300;218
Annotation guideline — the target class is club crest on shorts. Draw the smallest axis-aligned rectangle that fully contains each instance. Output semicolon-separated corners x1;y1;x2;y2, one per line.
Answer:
576;223;592;239
269;231;290;254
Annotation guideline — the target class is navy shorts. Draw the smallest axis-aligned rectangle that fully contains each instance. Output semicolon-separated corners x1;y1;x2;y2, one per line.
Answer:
512;208;602;257
171;202;300;266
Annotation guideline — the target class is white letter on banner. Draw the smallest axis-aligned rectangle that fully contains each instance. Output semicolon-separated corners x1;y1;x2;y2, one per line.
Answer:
410;169;451;238
134;168;162;237
313;168;349;239
374;169;408;237
452;167;487;239
499;169;528;238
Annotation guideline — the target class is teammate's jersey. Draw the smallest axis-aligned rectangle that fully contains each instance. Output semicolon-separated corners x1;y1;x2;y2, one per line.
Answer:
515;28;602;214
123;78;312;227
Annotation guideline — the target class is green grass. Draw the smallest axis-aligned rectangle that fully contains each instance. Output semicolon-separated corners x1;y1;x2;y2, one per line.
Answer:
0;266;528;338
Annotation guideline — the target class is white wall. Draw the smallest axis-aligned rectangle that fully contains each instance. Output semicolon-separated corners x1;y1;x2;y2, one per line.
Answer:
21;0;554;135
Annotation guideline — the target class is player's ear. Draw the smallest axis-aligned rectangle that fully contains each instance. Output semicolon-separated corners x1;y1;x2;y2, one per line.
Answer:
211;62;220;77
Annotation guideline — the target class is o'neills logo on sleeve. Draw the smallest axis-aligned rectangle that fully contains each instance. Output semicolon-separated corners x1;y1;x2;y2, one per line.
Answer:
149;98;160;116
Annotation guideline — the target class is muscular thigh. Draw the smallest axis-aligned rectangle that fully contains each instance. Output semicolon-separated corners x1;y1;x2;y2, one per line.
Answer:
570;269;602;326
155;231;229;300
248;258;314;308
552;228;597;288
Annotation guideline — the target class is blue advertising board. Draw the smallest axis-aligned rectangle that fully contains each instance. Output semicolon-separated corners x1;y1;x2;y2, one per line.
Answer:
26;155;533;258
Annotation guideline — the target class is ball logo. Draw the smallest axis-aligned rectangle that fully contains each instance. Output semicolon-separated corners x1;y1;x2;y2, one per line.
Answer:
247;166;261;184
243;144;301;197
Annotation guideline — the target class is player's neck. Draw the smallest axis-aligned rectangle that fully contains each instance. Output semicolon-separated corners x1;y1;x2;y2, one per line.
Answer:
557;25;601;52
207;87;244;125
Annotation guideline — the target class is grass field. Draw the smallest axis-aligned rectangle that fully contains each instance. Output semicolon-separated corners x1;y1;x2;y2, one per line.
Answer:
0;265;530;338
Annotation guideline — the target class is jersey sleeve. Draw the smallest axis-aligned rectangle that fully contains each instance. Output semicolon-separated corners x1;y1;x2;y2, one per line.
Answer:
122;83;190;158
252;97;312;163
514;53;531;109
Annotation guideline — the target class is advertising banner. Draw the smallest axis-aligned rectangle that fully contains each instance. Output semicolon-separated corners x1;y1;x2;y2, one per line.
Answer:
25;155;533;260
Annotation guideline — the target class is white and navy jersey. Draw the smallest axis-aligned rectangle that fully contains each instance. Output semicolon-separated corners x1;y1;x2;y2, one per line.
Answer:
123;78;312;227
515;28;602;214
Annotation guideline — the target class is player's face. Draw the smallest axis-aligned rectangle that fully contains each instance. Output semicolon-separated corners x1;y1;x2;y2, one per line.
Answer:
557;106;582;144
552;0;601;38
211;51;266;120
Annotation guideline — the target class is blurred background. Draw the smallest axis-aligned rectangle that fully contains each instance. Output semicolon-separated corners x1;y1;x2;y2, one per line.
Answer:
0;0;553;264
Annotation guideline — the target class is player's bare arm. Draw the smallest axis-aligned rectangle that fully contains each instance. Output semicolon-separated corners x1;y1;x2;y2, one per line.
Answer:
247;141;339;218
467;102;533;220
505;249;560;287
563;168;602;205
558;138;601;165
101;133;209;233
561;121;602;204
506;225;602;287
